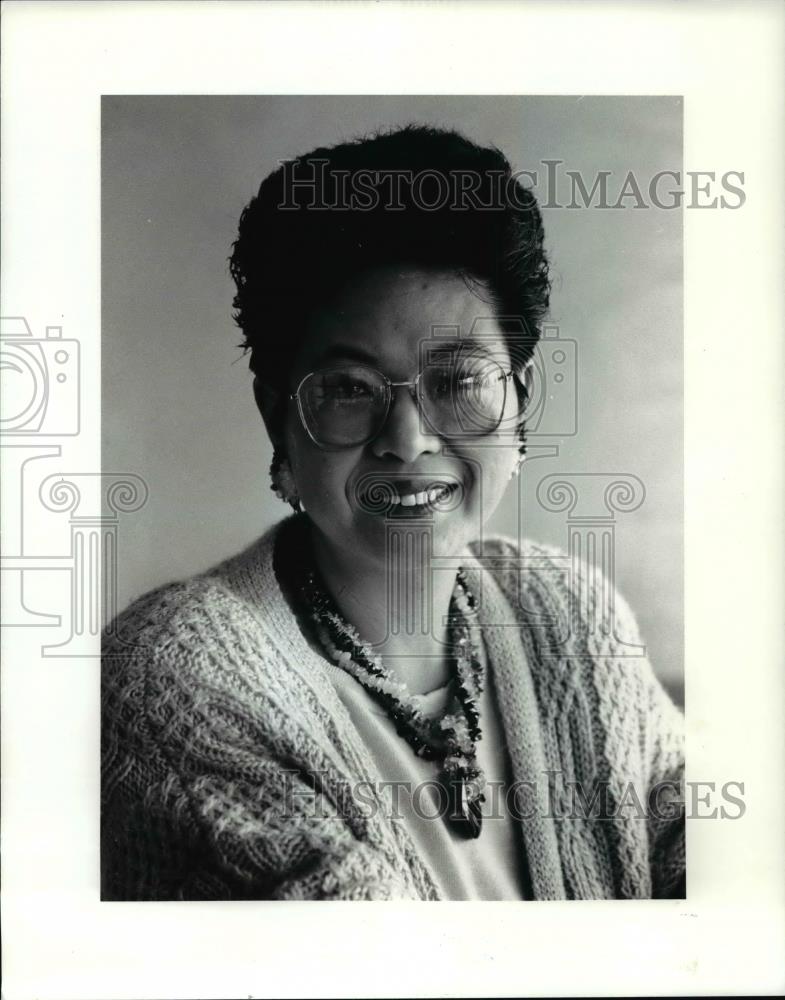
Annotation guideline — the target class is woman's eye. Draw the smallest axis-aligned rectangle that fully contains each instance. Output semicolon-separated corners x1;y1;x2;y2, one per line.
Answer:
326;381;371;400
433;373;453;394
455;370;483;391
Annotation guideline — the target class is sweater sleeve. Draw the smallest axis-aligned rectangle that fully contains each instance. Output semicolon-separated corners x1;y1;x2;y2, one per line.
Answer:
101;589;421;901
597;565;686;898
638;641;686;898
102;634;214;900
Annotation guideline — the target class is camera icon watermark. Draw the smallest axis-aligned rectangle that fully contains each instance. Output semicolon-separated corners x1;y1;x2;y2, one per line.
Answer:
525;323;578;439
417;319;577;445
0;317;80;436
1;315;148;654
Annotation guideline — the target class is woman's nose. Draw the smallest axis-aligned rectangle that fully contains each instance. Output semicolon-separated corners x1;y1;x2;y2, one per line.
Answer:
370;385;441;463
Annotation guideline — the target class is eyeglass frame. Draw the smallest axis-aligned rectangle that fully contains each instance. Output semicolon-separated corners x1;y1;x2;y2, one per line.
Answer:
288;360;529;450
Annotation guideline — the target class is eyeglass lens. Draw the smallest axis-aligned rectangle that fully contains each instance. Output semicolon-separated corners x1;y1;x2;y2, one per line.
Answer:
298;354;509;447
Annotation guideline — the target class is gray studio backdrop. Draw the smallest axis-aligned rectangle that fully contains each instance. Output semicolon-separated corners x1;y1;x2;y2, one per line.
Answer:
102;95;683;705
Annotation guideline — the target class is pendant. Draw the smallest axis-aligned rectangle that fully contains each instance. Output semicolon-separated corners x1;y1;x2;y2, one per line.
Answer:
447;774;484;839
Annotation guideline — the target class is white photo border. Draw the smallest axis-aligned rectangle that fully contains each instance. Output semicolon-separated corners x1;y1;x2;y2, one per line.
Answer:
2;1;784;997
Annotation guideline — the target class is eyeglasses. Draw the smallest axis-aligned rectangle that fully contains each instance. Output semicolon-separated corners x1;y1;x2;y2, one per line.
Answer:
290;355;524;450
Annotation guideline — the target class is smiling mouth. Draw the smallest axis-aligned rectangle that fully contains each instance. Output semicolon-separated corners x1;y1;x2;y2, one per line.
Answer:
355;479;462;515
388;484;453;508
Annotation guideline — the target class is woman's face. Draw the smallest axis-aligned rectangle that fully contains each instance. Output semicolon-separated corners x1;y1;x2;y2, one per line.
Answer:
277;267;523;567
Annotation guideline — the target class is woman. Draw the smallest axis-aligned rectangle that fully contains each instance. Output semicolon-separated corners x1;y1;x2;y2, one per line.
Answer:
102;125;685;900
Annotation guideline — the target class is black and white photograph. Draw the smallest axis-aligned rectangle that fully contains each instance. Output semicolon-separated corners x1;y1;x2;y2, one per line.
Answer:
102;95;686;901
2;2;783;998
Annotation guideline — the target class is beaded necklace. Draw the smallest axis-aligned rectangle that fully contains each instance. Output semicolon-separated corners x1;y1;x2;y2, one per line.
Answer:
299;562;487;839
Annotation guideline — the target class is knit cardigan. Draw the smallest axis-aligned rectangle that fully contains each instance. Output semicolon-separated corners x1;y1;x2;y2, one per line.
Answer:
101;520;685;901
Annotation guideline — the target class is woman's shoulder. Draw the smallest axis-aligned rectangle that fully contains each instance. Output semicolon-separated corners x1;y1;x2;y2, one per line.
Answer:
102;574;225;660
102;524;282;668
466;532;576;616
467;533;660;725
101;526;295;755
470;533;680;745
467;533;570;569
467;532;643;649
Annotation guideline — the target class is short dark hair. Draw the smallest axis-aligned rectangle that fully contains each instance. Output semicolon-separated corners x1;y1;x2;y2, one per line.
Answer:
229;124;550;393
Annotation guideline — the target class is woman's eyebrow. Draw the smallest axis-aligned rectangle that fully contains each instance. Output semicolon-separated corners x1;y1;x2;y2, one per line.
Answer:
314;337;500;368
315;343;379;366
424;337;499;358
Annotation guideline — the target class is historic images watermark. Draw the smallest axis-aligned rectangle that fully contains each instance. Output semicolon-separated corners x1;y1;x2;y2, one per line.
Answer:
279;770;745;823
278;158;746;212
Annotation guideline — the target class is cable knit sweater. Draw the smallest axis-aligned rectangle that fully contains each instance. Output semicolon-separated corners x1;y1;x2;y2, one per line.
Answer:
101;519;685;900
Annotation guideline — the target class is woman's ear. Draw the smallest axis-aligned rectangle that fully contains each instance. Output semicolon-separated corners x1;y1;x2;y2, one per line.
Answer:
520;359;534;411
512;359;534;419
253;376;285;450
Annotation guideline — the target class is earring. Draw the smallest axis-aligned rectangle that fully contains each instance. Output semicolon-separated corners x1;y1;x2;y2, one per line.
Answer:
270;449;301;512
510;454;526;480
510;428;527;479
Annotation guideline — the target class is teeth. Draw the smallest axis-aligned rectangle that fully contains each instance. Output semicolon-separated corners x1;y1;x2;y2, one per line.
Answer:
388;485;453;507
